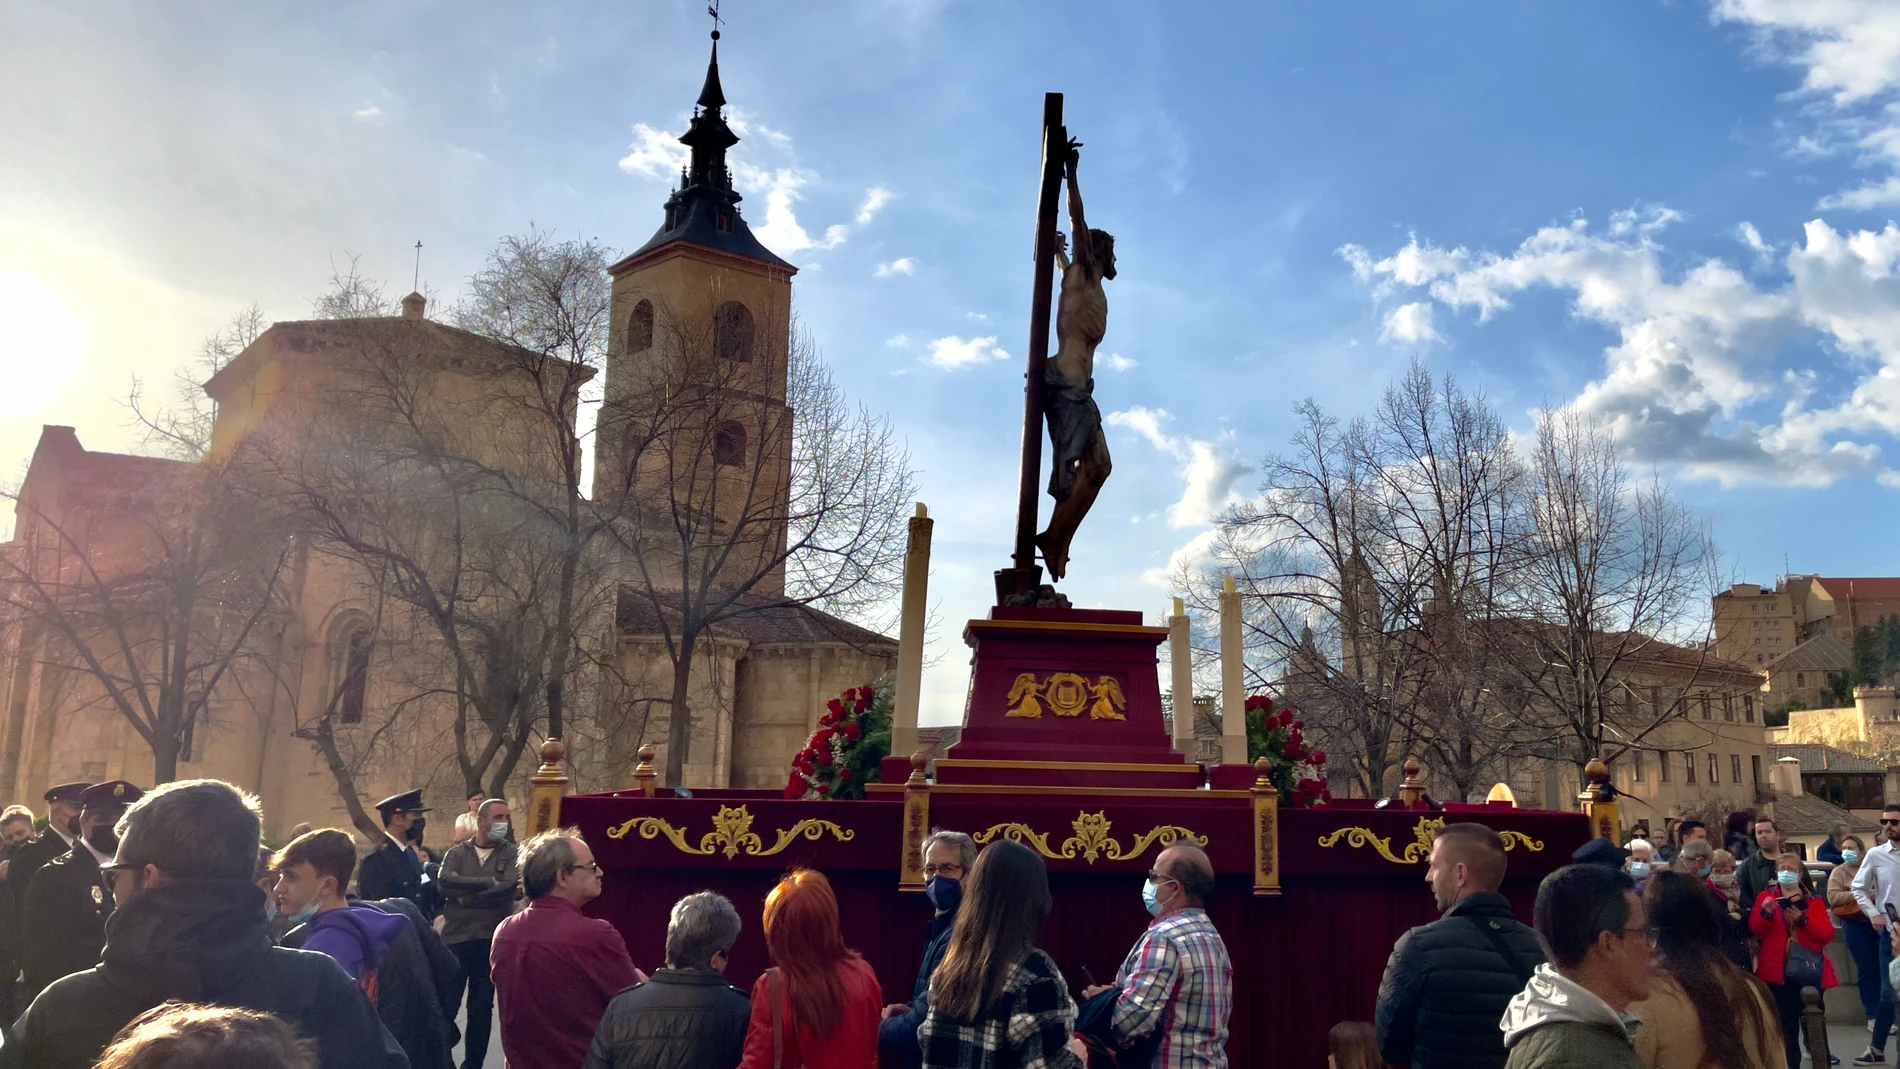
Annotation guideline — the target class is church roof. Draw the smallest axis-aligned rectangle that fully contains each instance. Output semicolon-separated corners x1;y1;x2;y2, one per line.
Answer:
1763;634;1852;674
611;34;793;275
203;314;593;399
614;587;896;652
1816;576;1900;602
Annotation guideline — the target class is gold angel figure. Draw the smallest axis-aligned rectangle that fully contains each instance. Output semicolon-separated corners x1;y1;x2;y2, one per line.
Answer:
1088;676;1127;720
1005;673;1044;718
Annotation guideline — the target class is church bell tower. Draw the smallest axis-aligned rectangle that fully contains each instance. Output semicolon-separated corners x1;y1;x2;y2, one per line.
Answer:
597;27;797;593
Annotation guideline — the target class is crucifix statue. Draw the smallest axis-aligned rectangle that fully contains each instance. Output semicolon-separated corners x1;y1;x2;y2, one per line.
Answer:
997;94;1117;606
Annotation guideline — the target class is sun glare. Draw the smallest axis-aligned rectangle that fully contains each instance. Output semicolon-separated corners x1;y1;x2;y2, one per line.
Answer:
0;273;85;422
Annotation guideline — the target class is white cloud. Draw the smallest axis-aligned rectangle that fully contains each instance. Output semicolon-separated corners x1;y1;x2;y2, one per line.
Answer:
1105;407;1252;527
1711;1;1900;208
352;103;383;122
874;257;915;277
923;335;1010;370
857;186;894;225
1380;302;1440;344
1102;353;1138;372
735;165;848;254
885;333;911;348
618;122;687;178
1341;210;1900;486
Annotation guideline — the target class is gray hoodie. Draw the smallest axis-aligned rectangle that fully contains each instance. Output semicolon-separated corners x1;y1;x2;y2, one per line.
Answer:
1499;964;1644;1069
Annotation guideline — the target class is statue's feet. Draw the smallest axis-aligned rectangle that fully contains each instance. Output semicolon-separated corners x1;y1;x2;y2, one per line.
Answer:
1035;531;1068;581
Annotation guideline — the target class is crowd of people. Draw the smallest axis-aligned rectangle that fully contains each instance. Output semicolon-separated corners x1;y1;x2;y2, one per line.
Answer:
0;780;1241;1068
0;771;1893;1069
1372;810;1900;1069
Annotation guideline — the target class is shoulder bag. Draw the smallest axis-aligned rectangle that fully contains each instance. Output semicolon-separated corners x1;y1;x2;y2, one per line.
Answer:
1780;901;1826;990
1465;915;1535;986
767;967;807;1069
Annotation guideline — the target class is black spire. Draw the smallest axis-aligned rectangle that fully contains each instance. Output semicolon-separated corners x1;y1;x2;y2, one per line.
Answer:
697;36;727;111
619;21;792;270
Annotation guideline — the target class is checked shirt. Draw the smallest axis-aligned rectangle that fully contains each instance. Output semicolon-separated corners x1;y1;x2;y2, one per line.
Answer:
917;949;1083;1069
1112;907;1233;1069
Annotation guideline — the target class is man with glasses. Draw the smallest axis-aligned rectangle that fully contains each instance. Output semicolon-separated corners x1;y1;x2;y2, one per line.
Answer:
491;828;644;1069
1080;843;1233;1068
1;779;405;1069
1852;804;1900;1065
880;829;976;1069
1499;864;1651;1068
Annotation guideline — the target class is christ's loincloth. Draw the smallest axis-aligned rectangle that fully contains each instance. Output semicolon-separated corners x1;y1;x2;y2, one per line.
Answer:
1043;367;1103;502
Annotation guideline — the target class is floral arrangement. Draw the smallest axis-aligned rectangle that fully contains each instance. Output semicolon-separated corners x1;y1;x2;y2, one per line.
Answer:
1244;694;1330;807
784;683;893;801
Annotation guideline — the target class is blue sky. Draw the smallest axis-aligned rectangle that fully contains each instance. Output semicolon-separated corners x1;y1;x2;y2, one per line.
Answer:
5;1;1900;723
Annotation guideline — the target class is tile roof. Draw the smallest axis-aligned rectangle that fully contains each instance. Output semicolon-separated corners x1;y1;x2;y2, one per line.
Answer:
1769;743;1886;773
1817;577;1900;602
1764;635;1853;674
614;587;896;652
1772;791;1880;836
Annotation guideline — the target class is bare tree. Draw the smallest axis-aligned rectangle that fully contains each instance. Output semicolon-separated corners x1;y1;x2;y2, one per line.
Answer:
1503;405;1721;771
0;463;289;783
602;302;915;786
126;305;266;461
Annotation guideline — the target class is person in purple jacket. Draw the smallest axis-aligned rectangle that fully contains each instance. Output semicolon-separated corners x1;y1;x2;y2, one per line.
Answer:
274;828;460;1069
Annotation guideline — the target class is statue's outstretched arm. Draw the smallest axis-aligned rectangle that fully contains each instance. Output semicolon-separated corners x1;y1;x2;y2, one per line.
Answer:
1064;145;1094;273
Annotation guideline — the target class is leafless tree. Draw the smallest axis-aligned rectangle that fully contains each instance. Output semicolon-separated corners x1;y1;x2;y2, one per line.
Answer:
125;304;266;461
1503;405;1721;772
0;463;289;784
601;300;915;786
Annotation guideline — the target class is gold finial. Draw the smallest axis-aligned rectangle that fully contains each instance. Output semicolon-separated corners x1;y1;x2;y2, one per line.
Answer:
1252;756;1273;791
1584;757;1609;784
634;744;657;798
906;751;928;787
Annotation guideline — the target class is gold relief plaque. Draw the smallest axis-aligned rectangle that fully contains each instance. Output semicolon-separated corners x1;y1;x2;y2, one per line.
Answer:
605;804;855;859
974;810;1205;864
1316;816;1546;865
1004;673;1127;720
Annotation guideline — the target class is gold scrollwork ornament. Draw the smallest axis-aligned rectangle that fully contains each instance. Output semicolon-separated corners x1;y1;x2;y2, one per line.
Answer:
605;804;856;859
974;810;1207;864
1316;816;1546;865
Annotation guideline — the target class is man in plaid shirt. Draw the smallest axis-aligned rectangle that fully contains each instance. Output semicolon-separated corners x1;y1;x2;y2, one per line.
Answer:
1082;844;1233;1068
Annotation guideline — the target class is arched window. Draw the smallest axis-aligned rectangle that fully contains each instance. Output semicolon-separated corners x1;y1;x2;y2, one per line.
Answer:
714;301;754;362
628;300;653;354
713;421;746;466
338;627;372;725
1796;672;1806;687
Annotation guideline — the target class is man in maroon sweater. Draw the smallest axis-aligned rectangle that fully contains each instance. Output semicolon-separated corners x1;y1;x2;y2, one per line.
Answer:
491;829;644;1069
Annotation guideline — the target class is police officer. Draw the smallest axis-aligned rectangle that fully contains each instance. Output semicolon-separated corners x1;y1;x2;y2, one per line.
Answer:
19;780;143;1000
5;783;90;917
358;789;434;918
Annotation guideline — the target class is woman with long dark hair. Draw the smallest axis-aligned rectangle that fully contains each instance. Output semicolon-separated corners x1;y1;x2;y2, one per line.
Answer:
736;869;881;1069
919;840;1082;1069
1630;871;1781;1069
1749;854;1837;1069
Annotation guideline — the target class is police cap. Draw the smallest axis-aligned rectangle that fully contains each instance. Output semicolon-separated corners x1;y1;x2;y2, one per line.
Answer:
374;789;430;816
79;780;146;812
42;782;92;805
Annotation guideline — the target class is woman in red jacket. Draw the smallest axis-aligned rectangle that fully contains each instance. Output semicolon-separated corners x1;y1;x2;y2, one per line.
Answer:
738;869;881;1069
1748;852;1835;1069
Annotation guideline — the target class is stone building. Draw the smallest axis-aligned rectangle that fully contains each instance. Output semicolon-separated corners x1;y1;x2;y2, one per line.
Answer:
1771;686;1900;764
0;39;894;831
1759;634;1852;714
1713;575;1900;668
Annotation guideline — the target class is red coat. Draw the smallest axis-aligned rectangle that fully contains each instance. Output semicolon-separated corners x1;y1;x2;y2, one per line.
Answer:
736;956;881;1069
1748;887;1838;989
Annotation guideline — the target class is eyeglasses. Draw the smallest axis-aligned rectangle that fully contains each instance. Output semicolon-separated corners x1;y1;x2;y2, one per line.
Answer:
922;864;965;879
1615;926;1660;948
1144;870;1178;884
1882;819;1900;826
566;861;603;876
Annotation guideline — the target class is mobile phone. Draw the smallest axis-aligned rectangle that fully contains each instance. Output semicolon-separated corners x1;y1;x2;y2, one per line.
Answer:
1080;965;1096;986
1883;903;1898;926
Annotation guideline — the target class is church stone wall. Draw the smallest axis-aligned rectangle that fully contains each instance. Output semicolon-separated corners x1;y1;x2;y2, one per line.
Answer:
730;644;896;789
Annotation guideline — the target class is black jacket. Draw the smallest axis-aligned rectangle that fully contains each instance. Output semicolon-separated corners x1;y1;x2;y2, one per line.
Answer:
284;895;462;1069
19;845;108;999
0;877;408;1069
3;830;72;931
1376;892;1545;1069
878;909;955;1064
358;836;426;914
1739;847;1780;907
583;968;750;1069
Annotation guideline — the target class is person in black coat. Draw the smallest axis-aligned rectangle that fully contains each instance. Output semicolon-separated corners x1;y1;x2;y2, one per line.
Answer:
584;891;749;1069
358;788;431;916
2;780;405;1069
1376;822;1546;1069
3;782;89;929
19;780;144;1000
878;830;971;1069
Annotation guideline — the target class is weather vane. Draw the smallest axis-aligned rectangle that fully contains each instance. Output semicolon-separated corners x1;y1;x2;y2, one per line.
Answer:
708;1;723;38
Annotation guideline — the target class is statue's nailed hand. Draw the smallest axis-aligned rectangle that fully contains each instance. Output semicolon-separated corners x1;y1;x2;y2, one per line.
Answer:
1052;231;1067;255
1064;136;1083;171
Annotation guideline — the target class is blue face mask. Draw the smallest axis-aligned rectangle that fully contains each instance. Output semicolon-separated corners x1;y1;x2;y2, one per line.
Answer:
1628;861;1651;878
289;900;319;926
1697;864;1712;878
1845;850;1861;864
925;875;962;914
1777;870;1801;889
1141;879;1162;917
488;821;510;844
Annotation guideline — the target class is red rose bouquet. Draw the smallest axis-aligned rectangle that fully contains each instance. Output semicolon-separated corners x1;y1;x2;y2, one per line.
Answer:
1243;694;1329;807
784;683;893;801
